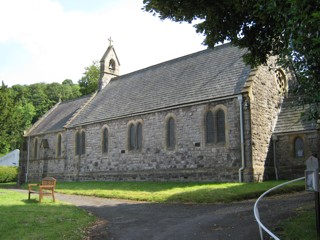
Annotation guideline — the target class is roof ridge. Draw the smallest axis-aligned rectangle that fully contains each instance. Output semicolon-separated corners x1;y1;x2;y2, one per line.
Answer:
108;43;237;84
64;92;98;128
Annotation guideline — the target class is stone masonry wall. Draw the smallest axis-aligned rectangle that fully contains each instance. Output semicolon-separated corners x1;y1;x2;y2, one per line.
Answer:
273;132;320;179
21;98;247;183
249;65;283;181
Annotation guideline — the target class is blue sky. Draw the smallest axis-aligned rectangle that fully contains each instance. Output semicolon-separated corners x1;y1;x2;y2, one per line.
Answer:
0;0;206;86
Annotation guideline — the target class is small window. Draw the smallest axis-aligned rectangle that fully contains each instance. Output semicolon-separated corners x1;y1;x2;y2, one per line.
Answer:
81;131;86;154
137;123;142;150
275;69;287;94
216;109;226;143
206;111;214;143
167;117;176;149
129;124;135;150
34;138;38;159
102;127;109;153
75;132;81;155
294;137;304;157
57;134;62;157
128;122;143;151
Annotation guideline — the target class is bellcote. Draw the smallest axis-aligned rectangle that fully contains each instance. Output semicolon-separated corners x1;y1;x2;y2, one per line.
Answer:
98;38;120;91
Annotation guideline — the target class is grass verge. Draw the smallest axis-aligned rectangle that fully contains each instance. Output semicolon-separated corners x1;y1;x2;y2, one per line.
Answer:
51;180;305;203
277;203;317;240
0;189;95;240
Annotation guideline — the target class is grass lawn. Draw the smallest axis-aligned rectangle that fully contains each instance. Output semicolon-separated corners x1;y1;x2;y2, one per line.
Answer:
52;180;305;203
0;189;95;240
1;180;307;239
278;203;317;240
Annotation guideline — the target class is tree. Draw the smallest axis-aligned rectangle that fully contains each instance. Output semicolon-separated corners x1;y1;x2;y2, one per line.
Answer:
78;61;100;95
143;0;320;118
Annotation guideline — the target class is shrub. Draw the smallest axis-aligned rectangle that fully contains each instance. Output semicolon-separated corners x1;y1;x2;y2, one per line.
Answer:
0;166;18;183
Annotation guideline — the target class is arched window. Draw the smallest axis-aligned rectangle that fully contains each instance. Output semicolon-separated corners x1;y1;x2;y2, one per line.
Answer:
128;122;143;151
137;123;142;150
167;117;176;149
75;132;81;155
81;131;86;154
294;137;304;157
109;59;116;70
57;134;62;157
102;127;109;153
206;111;214;143
275;69;287;95
34;138;38;159
129;124;135;150
216;109;226;143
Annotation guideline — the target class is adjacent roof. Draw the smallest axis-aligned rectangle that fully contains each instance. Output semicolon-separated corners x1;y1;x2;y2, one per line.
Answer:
70;43;251;127
274;98;318;134
25;96;92;136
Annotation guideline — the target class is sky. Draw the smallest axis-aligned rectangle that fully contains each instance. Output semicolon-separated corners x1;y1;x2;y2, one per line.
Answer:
0;0;206;87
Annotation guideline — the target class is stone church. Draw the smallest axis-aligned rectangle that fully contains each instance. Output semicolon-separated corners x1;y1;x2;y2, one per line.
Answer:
19;42;319;183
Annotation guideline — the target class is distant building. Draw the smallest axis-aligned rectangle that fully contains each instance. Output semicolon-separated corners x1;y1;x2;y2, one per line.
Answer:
19;43;319;183
0;149;19;166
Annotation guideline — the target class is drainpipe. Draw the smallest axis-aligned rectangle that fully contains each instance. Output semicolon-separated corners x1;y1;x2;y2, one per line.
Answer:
238;95;245;182
25;136;30;183
272;135;279;180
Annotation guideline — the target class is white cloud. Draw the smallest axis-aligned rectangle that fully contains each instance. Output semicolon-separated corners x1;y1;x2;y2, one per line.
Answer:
0;0;206;86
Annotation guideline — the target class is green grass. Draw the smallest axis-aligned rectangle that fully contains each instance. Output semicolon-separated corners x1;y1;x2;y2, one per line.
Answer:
277;204;317;240
0;189;95;240
51;180;305;203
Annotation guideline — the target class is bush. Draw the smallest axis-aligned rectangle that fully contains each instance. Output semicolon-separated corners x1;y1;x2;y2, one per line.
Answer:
0;166;18;183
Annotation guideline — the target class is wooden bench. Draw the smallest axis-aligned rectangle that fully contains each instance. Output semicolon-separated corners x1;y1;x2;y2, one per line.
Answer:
28;177;56;203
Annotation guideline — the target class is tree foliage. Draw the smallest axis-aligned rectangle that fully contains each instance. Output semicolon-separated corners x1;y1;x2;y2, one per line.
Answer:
78;61;100;95
0;61;97;154
143;0;320;118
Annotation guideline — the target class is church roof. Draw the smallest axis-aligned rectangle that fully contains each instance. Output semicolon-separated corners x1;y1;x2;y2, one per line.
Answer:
273;98;318;134
25;95;92;136
69;43;251;127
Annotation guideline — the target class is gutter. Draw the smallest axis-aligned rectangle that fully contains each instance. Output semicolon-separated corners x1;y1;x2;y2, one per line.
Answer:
237;95;245;182
272;135;279;180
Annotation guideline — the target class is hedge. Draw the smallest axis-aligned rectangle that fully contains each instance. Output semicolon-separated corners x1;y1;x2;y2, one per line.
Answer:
0;166;18;183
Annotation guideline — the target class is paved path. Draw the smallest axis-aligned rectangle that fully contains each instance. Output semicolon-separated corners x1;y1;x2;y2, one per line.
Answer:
52;191;313;240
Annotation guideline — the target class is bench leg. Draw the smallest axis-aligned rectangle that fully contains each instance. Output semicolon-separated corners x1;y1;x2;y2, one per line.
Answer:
39;188;42;203
52;189;55;202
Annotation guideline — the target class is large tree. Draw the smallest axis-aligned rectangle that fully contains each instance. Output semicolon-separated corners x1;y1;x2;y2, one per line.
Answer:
78;61;100;95
143;0;320;118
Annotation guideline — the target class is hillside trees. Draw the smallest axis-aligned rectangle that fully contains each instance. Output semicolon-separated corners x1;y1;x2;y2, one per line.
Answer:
143;0;320;118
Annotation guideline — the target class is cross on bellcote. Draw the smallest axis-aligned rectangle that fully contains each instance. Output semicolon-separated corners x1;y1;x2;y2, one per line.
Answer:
108;37;113;46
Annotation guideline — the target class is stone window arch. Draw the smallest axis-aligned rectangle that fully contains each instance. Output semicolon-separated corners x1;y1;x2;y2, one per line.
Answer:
203;105;227;146
34;138;39;159
166;117;176;149
275;69;287;95
102;126;109;154
81;130;86;155
128;120;143;152
57;134;62;157
294;137;304;157
109;59;116;70
216;109;226;143
205;111;214;144
75;129;86;155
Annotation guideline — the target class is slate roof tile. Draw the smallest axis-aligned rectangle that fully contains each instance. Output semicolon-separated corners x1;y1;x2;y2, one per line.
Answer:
70;43;251;127
26;96;91;136
274;98;318;134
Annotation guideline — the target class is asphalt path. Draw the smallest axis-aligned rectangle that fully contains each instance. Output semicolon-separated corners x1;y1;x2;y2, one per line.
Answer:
52;191;313;240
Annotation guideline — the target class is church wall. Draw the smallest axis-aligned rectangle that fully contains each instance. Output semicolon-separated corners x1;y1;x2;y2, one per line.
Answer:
19;133;66;183
272;132;320;179
249;65;283;181
62;98;245;182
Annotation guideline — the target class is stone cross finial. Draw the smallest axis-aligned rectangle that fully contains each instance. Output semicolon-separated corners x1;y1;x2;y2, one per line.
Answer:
108;37;113;46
